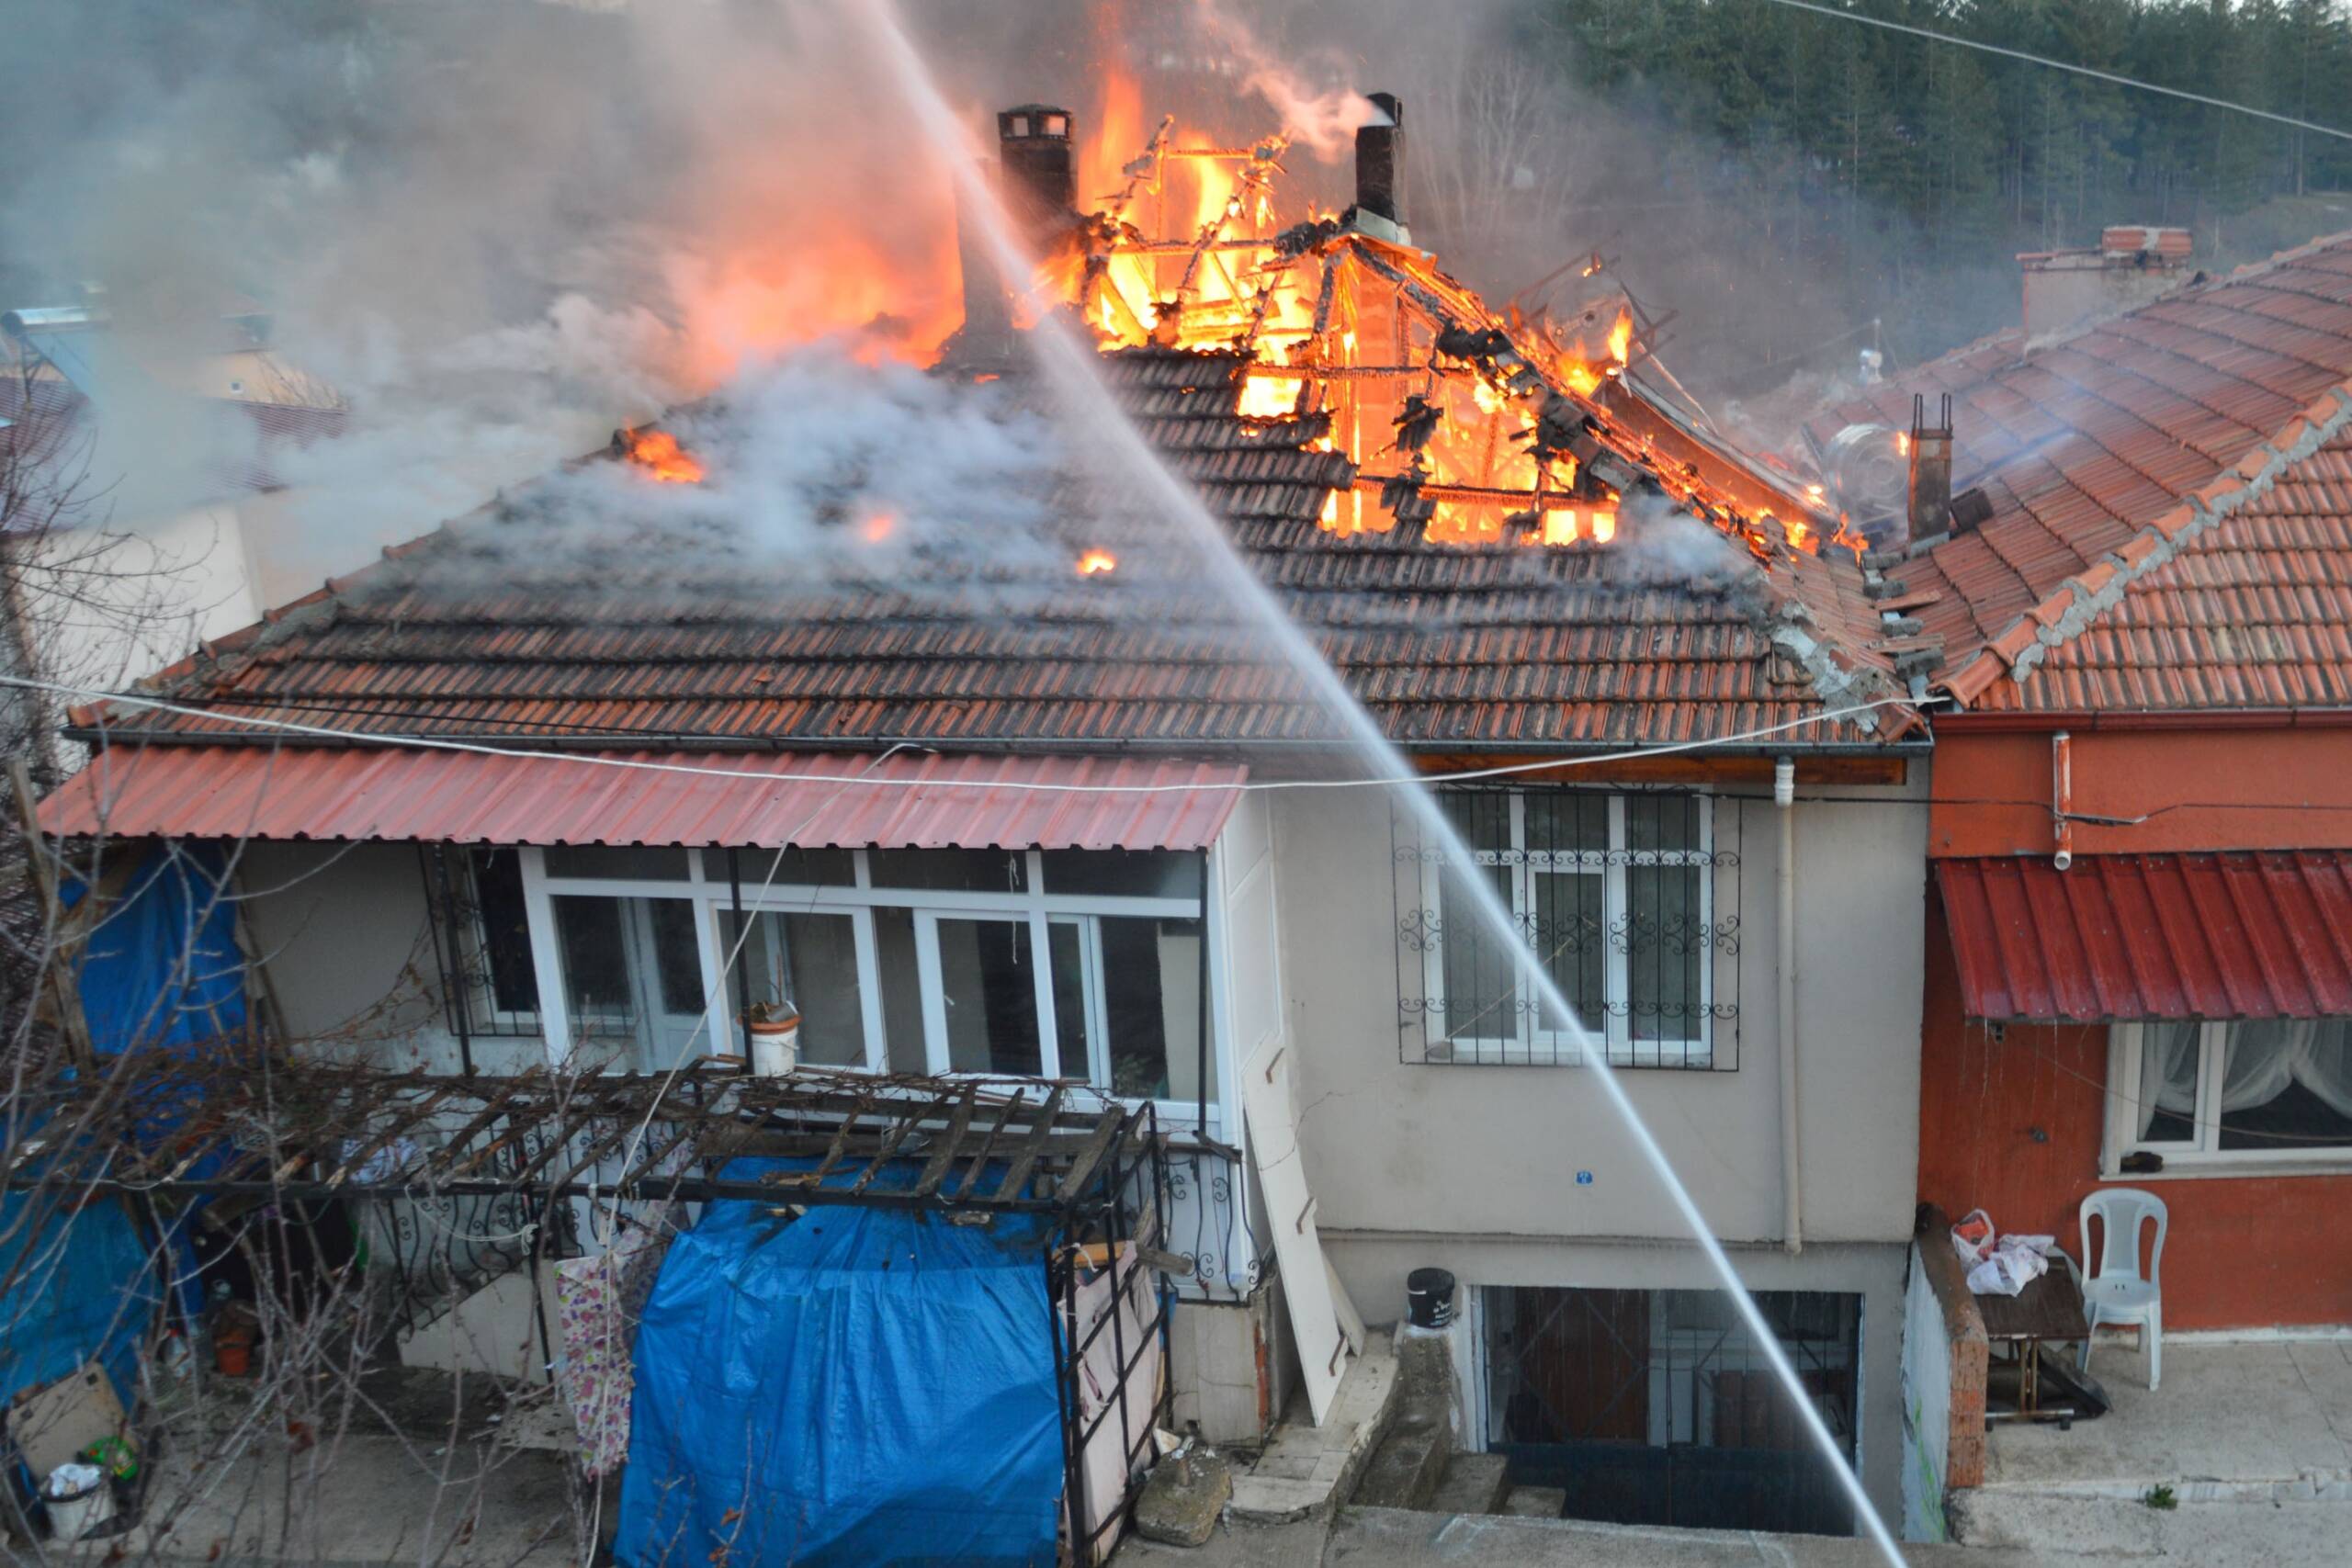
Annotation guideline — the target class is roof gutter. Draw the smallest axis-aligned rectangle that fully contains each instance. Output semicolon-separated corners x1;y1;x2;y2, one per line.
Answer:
60;727;1934;759
1931;707;2352;735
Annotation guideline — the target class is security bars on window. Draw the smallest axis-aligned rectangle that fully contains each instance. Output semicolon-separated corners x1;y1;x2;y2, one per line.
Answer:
1393;789;1741;1068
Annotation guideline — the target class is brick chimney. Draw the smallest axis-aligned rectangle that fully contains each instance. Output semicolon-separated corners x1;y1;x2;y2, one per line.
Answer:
1908;394;1954;543
2020;226;2192;337
996;105;1078;243
1348;92;1408;244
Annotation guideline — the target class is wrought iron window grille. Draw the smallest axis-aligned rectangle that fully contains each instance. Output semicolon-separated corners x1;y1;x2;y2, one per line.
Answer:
1393;788;1742;1070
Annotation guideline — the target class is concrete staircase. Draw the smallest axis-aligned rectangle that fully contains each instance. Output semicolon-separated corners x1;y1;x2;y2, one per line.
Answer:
1343;1324;1525;1522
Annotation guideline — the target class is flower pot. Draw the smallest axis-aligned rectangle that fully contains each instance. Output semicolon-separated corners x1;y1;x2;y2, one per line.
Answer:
214;1338;252;1378
746;1015;801;1076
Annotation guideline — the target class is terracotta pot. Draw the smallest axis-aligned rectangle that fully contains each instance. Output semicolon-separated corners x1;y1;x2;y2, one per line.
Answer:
214;1339;252;1378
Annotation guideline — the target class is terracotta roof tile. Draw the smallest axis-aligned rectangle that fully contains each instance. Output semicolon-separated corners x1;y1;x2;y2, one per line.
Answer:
1815;231;2352;713
96;345;1907;755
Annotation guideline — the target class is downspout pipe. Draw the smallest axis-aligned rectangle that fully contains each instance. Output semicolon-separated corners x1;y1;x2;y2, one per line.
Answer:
2052;730;2075;872
1775;757;1803;1256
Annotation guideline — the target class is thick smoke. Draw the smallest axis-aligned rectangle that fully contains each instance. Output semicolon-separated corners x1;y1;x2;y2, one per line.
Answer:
1;0;1883;611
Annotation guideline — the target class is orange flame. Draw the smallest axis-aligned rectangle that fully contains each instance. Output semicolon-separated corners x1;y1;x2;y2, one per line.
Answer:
623;427;704;484
860;510;897;543
1077;547;1118;576
1607;309;1634;365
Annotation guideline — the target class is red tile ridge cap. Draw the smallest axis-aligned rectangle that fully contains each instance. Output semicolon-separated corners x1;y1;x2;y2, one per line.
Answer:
1935;378;2352;709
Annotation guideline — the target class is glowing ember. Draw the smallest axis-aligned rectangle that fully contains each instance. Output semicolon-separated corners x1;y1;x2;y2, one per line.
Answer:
860;510;897;543
623;428;704;484
1896;430;1911;456
1076;547;1118;575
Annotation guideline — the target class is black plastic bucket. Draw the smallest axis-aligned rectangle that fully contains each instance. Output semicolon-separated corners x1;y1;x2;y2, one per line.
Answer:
1405;1267;1456;1329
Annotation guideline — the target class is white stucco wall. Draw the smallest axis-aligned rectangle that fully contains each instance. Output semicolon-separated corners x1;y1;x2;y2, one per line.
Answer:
1268;778;1928;1250
1265;774;1928;1526
235;840;544;1075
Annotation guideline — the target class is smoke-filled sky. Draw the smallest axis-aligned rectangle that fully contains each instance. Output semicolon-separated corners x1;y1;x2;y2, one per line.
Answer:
0;0;1847;592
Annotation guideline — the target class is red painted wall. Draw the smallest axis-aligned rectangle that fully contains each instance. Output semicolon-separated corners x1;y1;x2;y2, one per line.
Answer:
1930;722;2352;860
1918;895;2352;1328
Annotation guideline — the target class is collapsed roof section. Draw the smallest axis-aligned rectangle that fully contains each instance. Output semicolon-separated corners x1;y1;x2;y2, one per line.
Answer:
71;102;1923;758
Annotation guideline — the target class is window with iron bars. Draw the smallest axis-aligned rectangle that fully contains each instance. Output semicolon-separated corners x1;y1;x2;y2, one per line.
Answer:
1393;790;1740;1068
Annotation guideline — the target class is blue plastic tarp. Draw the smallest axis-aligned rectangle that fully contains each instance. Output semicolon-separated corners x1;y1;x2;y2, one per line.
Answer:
0;1190;156;1424
616;1163;1066;1568
71;844;248;1055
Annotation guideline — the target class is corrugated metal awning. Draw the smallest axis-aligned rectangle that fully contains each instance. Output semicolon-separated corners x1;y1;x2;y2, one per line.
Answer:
1935;852;2352;1022
39;745;1249;852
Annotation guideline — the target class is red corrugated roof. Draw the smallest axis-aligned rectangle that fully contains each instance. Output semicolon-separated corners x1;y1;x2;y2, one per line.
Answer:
1935;852;2352;1021
38;745;1249;852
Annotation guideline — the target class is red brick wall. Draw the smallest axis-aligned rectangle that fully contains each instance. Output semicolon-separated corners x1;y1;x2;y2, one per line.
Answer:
1917;898;2352;1329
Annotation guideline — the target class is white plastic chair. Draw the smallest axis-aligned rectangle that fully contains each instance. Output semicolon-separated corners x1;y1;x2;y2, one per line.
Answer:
2075;1187;2168;1390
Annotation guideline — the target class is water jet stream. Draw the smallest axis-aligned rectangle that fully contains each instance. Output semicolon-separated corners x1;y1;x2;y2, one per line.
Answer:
847;6;1906;1558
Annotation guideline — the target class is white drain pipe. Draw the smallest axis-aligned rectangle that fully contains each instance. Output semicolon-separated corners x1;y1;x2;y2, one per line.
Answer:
1776;757;1803;1256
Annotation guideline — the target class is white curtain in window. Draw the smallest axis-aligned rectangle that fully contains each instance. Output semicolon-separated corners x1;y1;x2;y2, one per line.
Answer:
2222;1019;2352;1119
2137;1021;2201;1138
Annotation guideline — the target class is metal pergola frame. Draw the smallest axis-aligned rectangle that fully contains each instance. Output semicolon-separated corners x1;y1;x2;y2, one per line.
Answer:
4;1048;1174;1565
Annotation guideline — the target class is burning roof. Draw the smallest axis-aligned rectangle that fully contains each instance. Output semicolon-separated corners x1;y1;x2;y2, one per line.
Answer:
74;93;1922;757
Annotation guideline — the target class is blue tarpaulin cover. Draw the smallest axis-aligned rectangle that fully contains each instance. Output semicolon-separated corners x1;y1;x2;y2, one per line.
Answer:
0;846;243;1418
616;1162;1065;1567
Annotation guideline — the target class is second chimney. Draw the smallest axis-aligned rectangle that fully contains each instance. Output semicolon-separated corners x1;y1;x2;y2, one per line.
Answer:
997;105;1078;243
1908;393;1954;543
1351;92;1408;243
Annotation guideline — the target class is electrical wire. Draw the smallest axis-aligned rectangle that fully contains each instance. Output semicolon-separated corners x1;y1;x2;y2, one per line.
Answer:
1754;0;2352;144
4;671;1934;801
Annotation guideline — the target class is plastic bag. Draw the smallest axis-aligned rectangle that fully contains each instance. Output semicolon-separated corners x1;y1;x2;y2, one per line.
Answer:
44;1462;102;1499
1950;1208;1996;1267
1965;1234;2056;1297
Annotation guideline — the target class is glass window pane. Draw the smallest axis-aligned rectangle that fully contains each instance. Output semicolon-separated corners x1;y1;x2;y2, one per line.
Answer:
723;910;866;1067
1531;870;1602;1033
1049;922;1089;1080
872;908;925;1073
554;897;630;1014
1627;864;1703;1046
1098;916;1207;1100
2216;1020;2352;1152
649;901;705;1015
2137;1021;2201;1144
551;895;705;1070
1441;791;1512;853
1441;862;1519;1045
467;849;538;1015
1521;791;1608;861
1040;850;1204;901
867;849;1029;893
935;917;1041;1075
543;845;693;881
701;847;855;887
1624;795;1701;853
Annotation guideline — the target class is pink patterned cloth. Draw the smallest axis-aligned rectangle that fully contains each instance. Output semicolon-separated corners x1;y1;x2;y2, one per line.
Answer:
555;1213;670;1476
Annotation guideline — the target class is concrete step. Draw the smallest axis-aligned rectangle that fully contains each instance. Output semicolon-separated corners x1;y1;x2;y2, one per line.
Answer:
1500;1483;1566;1519
1423;1451;1511;1517
1351;1408;1448;1510
1227;1331;1397;1526
1951;1477;2352;1556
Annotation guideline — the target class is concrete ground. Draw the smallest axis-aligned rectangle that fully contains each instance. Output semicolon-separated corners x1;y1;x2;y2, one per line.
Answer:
1983;1338;2352;1498
1945;1338;2352;1562
1115;1499;2350;1567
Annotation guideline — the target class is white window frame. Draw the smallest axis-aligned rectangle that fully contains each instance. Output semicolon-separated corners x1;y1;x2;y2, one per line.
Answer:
2105;1021;2352;1175
1421;791;1716;1067
515;846;1216;1124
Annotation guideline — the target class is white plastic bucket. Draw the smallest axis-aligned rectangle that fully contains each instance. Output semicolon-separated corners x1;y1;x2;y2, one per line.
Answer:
747;1022;800;1076
46;1470;113;1541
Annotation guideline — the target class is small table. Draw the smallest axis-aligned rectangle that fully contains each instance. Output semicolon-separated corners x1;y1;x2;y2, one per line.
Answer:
1976;1267;2089;1424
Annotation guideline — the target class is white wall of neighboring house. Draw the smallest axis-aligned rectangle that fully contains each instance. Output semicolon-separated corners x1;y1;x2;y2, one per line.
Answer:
27;502;263;705
1266;773;1929;1520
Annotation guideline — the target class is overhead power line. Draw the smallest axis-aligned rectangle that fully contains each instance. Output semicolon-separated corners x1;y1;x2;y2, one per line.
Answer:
1755;0;2352;144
